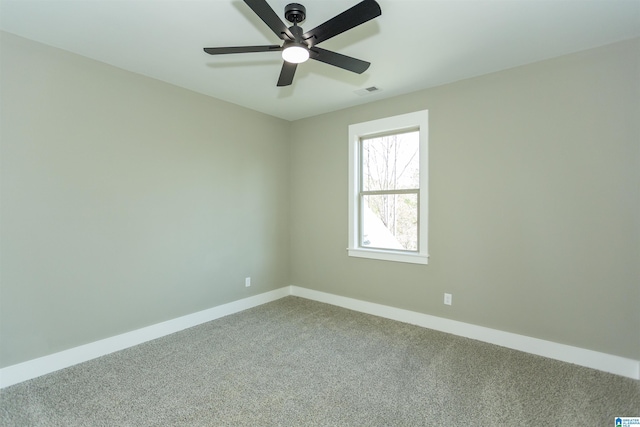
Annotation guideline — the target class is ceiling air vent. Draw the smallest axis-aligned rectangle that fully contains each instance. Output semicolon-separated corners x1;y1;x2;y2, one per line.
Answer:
354;86;382;96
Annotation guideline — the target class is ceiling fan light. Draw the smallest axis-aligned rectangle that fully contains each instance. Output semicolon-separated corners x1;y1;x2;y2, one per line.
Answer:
282;45;309;64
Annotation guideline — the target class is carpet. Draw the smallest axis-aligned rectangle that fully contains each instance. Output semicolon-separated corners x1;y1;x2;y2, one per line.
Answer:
1;296;638;426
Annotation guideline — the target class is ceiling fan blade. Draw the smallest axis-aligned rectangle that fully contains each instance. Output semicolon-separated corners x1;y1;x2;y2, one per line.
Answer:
244;0;295;41
277;61;298;86
310;47;370;74
302;0;381;47
204;45;281;55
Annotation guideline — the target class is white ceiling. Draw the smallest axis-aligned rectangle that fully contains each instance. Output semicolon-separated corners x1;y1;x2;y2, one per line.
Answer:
1;0;639;121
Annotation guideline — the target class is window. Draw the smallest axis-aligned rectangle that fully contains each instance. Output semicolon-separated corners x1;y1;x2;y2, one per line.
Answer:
348;110;429;264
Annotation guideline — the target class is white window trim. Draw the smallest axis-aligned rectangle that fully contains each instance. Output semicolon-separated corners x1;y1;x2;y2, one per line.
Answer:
348;110;429;265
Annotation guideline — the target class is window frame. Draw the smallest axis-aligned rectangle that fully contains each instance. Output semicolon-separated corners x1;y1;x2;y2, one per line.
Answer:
348;110;429;265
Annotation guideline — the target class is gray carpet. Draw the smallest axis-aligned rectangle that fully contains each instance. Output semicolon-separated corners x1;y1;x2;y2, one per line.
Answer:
1;296;638;426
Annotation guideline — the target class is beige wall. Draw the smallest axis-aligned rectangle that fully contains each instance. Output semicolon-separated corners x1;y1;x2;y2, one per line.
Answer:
290;38;640;360
0;32;291;367
2;31;638;368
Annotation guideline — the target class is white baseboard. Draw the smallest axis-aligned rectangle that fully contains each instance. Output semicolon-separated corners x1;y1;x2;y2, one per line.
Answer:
2;285;638;388
290;286;640;380
0;287;290;389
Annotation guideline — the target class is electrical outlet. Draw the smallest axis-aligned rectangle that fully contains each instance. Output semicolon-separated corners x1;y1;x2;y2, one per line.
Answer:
444;293;452;306
245;277;251;287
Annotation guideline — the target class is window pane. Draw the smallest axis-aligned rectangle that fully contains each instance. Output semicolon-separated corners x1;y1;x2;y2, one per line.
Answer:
362;193;418;251
362;131;419;191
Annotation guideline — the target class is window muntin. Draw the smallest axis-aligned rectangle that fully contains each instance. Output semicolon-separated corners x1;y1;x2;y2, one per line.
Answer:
348;110;428;265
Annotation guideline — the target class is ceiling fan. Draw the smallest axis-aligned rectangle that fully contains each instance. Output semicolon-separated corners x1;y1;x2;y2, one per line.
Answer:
204;0;382;87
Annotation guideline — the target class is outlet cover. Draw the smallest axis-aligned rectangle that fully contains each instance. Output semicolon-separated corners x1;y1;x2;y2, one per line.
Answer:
444;293;452;305
245;277;251;287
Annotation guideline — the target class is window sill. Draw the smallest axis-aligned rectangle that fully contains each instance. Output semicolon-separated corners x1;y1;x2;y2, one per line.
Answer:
347;248;429;265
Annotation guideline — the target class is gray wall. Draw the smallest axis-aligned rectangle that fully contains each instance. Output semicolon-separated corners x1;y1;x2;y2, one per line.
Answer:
290;38;640;360
0;32;291;368
2;31;638;368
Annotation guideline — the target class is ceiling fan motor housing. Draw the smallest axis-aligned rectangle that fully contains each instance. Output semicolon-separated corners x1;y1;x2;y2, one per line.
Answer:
285;3;306;24
287;25;305;43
